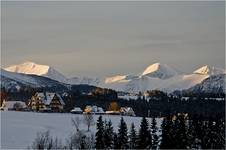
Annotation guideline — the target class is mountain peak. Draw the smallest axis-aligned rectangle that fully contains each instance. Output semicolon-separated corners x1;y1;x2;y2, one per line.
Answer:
4;61;68;83
193;65;225;75
141;63;179;79
4;61;50;76
142;63;161;75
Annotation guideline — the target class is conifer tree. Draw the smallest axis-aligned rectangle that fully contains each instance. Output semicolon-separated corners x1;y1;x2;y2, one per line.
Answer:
117;117;128;149
137;117;151;149
188;115;202;149
95;116;105;149
174;115;188;149
160;116;174;149
129;123;137;149
214;119;225;149
113;132;120;149
151;117;159;149
103;120;114;149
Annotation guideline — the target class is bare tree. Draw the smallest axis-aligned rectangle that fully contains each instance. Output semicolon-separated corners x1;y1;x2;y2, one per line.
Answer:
31;130;53;149
31;130;63;150
65;130;85;149
83;113;94;131
71;117;81;132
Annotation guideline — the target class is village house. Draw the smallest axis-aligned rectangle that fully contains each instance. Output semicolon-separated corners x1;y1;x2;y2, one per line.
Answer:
84;105;105;114
120;107;136;116
70;107;83;114
28;92;65;112
0;100;27;111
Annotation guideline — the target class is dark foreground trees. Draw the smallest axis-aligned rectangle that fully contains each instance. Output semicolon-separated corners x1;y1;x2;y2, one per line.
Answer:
160;114;225;149
30;114;225;150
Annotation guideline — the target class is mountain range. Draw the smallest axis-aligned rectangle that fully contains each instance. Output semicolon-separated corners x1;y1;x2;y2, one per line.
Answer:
1;61;225;94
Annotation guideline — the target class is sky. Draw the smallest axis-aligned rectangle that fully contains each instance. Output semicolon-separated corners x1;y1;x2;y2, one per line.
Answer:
1;1;225;78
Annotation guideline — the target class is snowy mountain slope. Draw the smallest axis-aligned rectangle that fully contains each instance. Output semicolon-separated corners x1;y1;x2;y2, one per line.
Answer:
185;74;226;94
3;61;225;94
0;69;69;91
193;65;225;75
4;61;99;86
160;74;209;93
5;61;68;83
105;74;138;84
102;64;225;93
102;73;208;93
141;63;181;79
68;76;100;86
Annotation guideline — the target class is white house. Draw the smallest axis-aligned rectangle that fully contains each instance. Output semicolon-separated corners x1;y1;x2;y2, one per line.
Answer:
71;107;83;114
1;100;27;111
84;105;105;114
120;107;136;116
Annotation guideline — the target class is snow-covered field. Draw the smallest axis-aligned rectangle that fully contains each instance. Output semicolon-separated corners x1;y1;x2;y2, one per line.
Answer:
1;111;162;149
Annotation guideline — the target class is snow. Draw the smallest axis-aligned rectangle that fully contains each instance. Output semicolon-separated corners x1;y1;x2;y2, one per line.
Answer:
71;107;83;112
102;63;225;93
105;75;128;83
193;65;225;75
68;76;100;86
5;61;50;76
2;61;226;94
4;61;68;83
0;69;39;87
186;74;226;94
118;95;138;100
105;75;138;84
141;63;180;79
4;61;99;86
1;101;26;110
1;111;162;149
36;92;65;105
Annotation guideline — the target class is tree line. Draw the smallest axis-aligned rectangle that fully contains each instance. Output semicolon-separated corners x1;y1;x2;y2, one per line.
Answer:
1;87;225;119
30;114;225;149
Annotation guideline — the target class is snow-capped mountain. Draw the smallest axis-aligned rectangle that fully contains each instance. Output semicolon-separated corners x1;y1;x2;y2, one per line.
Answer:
3;61;225;94
68;76;100;86
102;64;225;93
184;74;226;94
4;61;99;86
5;61;68;83
193;65;225;75
141;63;181;79
0;69;69;91
105;75;138;84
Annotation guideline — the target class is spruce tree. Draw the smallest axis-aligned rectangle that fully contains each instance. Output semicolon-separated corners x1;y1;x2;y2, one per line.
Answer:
129;123;137;149
113;132;120;149
151;117;159;149
174;115;188;149
160;116;174;149
188;115;202;149
214;119;225;149
117;117;128;149
95;116;105;149
103;120;114;149
137;117;151;149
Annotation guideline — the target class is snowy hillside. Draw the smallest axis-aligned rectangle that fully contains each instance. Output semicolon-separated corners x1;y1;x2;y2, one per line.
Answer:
193;65;225;75
4;61;99;86
141;63;180;79
68;76;100;86
1;111;162;149
185;74;226;94
3;61;225;93
5;61;68;83
102;64;223;93
0;69;69;91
